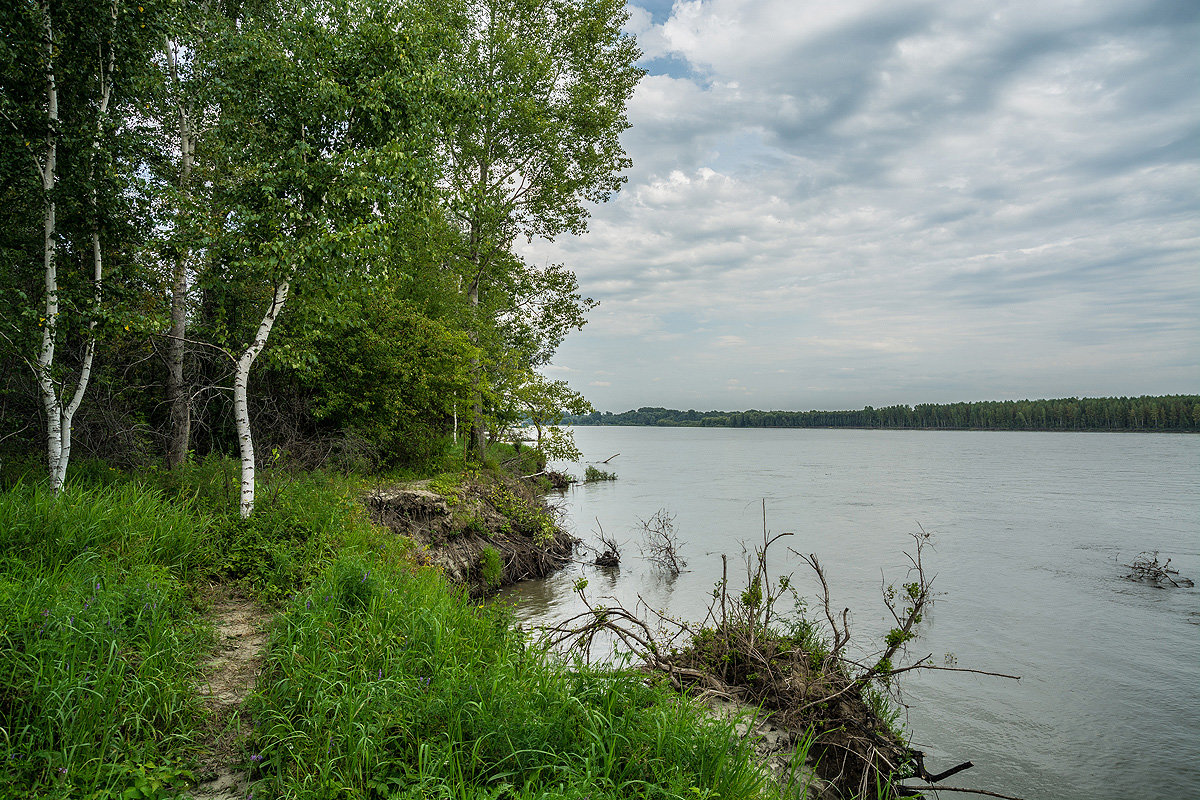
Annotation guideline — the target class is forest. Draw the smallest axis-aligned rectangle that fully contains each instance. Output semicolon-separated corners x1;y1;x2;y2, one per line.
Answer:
566;395;1200;432
1;0;636;511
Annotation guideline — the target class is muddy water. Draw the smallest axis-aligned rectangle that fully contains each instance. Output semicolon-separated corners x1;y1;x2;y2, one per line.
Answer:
498;427;1200;800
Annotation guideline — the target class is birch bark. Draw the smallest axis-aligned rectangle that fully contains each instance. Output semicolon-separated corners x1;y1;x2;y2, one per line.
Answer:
35;0;62;490
233;280;290;518
36;0;117;492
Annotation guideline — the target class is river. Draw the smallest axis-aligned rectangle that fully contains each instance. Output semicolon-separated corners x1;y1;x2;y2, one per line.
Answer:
497;426;1200;800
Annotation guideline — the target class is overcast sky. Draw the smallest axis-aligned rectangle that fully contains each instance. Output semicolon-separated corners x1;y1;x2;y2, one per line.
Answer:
520;0;1199;412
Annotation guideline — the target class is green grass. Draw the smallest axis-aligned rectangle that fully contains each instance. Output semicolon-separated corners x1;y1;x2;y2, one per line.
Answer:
245;561;771;799
0;461;797;800
0;482;210;799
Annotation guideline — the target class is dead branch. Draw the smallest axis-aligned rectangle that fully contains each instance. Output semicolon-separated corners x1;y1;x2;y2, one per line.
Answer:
1123;551;1194;588
539;511;1017;800
639;509;686;575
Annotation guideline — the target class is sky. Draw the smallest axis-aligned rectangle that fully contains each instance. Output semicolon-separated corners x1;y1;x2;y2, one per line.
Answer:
519;0;1200;413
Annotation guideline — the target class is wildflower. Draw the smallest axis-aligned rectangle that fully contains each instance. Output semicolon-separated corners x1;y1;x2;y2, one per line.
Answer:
250;754;264;762
306;600;312;610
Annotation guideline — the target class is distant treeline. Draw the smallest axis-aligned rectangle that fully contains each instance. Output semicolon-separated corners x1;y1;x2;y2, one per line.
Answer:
563;395;1200;432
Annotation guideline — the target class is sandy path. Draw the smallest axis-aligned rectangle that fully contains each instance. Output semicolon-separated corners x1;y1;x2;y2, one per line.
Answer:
189;589;269;800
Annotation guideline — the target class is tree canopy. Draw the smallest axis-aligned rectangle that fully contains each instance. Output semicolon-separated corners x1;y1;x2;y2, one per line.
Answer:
0;0;637;510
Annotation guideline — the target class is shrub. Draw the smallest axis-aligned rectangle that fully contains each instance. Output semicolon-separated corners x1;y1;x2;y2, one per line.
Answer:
584;465;617;482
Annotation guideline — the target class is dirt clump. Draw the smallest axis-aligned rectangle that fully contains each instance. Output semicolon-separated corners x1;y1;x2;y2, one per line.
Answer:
366;473;576;595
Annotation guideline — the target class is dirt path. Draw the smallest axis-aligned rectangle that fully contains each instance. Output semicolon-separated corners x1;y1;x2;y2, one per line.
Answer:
190;588;270;800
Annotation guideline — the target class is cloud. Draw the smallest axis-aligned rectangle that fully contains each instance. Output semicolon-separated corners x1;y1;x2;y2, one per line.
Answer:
521;0;1200;410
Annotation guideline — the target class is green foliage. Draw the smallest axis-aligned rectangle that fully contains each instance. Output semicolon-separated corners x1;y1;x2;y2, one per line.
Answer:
263;289;475;469
0;483;208;799
486;484;556;548
479;545;503;588
583;465;617;482
243;560;770;800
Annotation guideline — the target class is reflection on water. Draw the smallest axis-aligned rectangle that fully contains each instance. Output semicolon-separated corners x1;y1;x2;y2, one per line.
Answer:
499;428;1200;800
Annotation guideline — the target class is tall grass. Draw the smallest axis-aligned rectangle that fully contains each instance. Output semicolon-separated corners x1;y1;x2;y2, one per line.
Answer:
1;463;807;799
246;559;772;799
0;482;209;798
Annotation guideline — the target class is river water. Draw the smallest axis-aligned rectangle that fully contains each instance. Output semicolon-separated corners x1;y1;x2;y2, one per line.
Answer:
497;427;1200;800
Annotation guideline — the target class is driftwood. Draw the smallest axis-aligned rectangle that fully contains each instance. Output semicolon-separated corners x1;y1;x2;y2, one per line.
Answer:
1123;551;1194;588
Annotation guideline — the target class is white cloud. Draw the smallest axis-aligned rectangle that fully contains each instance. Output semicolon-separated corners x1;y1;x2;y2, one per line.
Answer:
526;0;1200;410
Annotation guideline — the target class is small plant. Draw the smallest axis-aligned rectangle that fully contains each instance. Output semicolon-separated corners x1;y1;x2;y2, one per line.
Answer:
584;465;617;482
480;545;504;588
486;484;557;548
459;515;489;537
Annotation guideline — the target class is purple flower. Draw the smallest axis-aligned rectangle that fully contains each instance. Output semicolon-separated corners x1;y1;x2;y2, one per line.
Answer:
250;754;264;762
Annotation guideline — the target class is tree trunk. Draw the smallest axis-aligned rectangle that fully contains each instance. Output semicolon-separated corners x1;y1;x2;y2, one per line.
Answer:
36;0;115;492
466;275;486;463
233;280;289;518
164;37;195;469
36;1;61;490
165;259;190;468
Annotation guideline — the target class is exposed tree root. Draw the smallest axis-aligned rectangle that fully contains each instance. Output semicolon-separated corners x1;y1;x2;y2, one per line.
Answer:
542;513;1021;799
366;473;576;595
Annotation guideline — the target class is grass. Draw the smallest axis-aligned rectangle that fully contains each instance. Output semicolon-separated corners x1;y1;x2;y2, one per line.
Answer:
245;560;771;799
0;481;210;799
0;460;805;800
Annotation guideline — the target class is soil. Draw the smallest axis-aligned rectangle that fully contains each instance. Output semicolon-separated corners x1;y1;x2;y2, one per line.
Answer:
365;475;577;595
188;585;270;800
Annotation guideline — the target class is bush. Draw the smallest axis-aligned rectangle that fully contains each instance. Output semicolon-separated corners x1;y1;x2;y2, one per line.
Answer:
584;465;617;482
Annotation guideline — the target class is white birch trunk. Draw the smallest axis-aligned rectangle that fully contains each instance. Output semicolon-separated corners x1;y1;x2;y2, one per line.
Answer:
37;1;115;493
234;280;290;518
35;2;63;492
55;2;116;489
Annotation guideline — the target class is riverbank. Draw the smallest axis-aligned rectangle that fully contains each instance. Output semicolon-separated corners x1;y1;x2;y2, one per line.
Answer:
0;459;785;800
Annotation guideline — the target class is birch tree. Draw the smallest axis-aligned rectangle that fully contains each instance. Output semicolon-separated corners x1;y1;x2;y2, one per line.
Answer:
0;0;163;492
199;0;454;516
